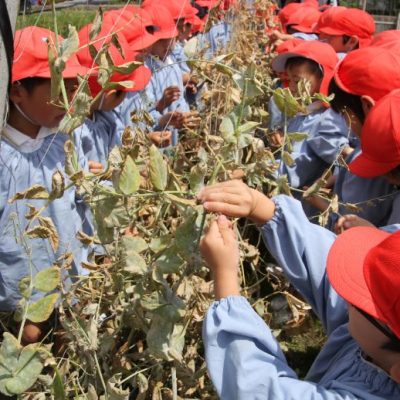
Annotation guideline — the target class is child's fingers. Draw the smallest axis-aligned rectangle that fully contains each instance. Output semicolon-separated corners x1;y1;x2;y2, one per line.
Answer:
217;215;236;245
203;201;244;217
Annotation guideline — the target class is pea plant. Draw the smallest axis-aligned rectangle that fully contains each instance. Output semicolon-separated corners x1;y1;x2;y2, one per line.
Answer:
0;1;365;398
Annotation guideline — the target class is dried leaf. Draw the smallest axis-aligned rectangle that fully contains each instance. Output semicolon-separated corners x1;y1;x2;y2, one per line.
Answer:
38;217;59;252
9;185;49;203
50;170;65;200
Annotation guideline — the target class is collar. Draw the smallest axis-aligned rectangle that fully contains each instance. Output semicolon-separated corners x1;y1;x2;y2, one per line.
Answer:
2;124;57;153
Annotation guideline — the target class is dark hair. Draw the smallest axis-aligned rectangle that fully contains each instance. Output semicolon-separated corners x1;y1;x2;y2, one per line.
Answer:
328;78;365;124
342;35;359;49
285;57;323;80
15;77;49;94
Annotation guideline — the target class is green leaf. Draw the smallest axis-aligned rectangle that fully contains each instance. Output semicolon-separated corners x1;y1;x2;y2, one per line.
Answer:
112;61;142;75
149;235;172;253
18;277;31;299
288;132;308;142
276;175;292;196
33;267;60;293
219;116;236;143
89;7;104;41
273;88;303;118
121;236;147;253
238;121;260;134
149;145;168;191
183;36;198;58
237;133;253;149
118;155;140;195
52;368;66;400
103;80;135;91
188;163;207;193
9;185;50;203
26;294;59;323
155;248;184;274
59;25;79;63
146;316;185;362
122;250;147;275
48;41;62;102
282;151;295;167
0;333;45;396
111;33;125;59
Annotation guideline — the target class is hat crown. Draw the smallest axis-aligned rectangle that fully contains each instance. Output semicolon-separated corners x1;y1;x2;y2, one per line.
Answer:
364;230;400;339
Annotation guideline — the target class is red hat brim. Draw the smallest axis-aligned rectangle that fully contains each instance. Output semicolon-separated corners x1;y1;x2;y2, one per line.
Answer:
348;152;400;178
30;64;90;80
327;226;390;320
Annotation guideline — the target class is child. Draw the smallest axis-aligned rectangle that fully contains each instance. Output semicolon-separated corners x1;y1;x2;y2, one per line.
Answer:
1;27;90;342
270;41;351;204
269;5;320;46
198;179;400;399
337;89;400;229
103;7;174;148
141;2;200;145
314;6;375;57
75;20;171;169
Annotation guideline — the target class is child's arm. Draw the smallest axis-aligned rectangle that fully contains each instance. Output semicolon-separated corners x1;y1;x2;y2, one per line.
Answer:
200;214;354;400
198;180;348;335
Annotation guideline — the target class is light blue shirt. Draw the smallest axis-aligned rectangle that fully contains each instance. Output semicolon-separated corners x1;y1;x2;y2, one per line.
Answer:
170;42;190;74
203;195;400;399
144;55;190;146
197;21;232;58
74;110;120;166
278;107;350;189
0;133;90;311
330;146;397;229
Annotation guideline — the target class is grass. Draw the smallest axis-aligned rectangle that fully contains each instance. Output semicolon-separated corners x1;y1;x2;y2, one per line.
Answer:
17;8;97;37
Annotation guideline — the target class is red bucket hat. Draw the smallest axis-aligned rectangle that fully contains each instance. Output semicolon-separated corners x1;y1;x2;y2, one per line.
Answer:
327;226;400;340
103;7;157;51
156;0;198;21
314;6;375;48
272;40;339;95
370;30;400;49
333;46;400;102
77;21;151;96
13;26;89;82
348;89;400;178
279;3;303;29
285;6;321;33
141;2;178;40
195;0;221;10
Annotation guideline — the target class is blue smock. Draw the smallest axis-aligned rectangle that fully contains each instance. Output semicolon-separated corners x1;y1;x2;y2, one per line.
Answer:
74;110;120;166
170;42;191;74
278;107;350;188
203;195;400;399
330;146;397;229
0;127;90;311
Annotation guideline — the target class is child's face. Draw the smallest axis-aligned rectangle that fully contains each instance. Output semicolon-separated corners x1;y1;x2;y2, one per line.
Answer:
150;38;176;61
177;19;192;41
348;304;400;382
319;33;358;53
10;78;78;129
286;64;322;96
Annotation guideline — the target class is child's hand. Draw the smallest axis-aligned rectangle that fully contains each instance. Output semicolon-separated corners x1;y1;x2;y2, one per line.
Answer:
156;86;181;112
334;214;375;234
197;180;275;224
148;131;172;148
200;215;240;299
181;111;201;129
88;160;104;174
186;80;198;95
